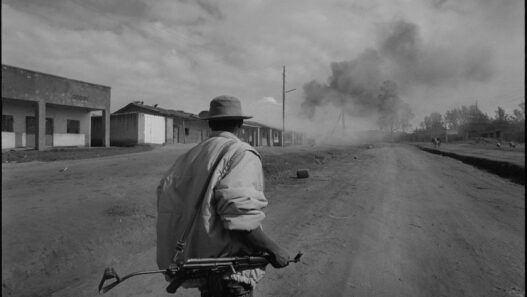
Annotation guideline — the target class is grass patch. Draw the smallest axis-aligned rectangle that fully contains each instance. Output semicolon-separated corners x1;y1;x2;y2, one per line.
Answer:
2;145;154;163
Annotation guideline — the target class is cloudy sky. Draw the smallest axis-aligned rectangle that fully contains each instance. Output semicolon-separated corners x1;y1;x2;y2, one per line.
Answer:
2;0;524;133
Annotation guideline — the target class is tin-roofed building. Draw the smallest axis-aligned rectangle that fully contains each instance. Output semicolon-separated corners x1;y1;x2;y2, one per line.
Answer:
91;101;210;146
114;101;210;144
1;65;111;150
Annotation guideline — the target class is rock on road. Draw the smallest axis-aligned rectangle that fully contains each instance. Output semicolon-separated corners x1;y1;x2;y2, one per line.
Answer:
12;144;525;297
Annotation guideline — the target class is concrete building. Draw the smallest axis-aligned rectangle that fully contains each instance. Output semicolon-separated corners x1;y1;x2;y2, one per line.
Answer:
93;101;304;148
92;101;210;146
1;65;111;150
239;121;261;146
91;112;166;146
241;121;308;147
241;121;293;147
114;101;210;144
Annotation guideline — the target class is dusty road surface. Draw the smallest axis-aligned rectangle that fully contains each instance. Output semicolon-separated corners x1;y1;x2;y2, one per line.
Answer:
2;143;524;297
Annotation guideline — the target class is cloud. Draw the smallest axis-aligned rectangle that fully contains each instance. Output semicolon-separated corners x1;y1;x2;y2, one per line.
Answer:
260;97;280;105
1;0;523;131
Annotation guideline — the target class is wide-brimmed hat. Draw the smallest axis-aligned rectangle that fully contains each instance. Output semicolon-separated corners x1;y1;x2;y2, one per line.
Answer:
199;95;252;120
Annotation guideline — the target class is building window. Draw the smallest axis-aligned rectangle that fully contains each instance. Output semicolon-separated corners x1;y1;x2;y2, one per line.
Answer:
25;117;54;134
67;120;80;134
185;128;189;136
2;115;14;132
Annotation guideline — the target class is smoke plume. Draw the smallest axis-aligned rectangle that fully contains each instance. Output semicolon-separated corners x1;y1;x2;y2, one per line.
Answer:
300;18;495;132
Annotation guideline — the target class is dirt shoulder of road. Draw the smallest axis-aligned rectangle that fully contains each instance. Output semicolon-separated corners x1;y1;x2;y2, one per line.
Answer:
2;145;157;163
414;142;524;184
415;142;524;167
1;142;368;297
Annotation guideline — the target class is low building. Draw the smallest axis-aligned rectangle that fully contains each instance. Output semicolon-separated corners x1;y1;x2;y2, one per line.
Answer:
96;101;303;147
92;101;210;146
241;121;285;147
1;64;111;150
114;101;210;144
91;112;166;146
239;121;261;146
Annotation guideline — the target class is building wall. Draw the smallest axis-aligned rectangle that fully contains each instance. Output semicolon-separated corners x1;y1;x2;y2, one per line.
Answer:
46;105;91;146
2;100;90;148
165;117;174;144
260;128;269;146
2;132;16;149
2;65;111;149
173;117;209;144
92;113;139;146
272;129;282;146
2;99;34;137
2;65;110;110
111;113;139;146
239;125;259;146
137;113;145;144
93;112;168;146
143;114;166;144
186;119;208;143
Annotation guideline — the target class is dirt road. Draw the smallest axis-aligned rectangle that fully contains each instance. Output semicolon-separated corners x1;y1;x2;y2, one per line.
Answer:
3;144;524;297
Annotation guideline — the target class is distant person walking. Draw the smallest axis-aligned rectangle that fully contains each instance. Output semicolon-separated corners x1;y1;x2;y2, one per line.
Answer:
432;137;440;148
157;95;290;297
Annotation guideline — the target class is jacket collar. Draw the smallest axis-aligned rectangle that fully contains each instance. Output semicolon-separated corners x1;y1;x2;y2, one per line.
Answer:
210;131;241;141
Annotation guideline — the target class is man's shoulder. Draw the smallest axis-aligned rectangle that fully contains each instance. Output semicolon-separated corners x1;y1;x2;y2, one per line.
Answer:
196;136;261;160
231;141;261;159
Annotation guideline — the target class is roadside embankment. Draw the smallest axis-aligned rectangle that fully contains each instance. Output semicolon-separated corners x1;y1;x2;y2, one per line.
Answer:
416;144;524;185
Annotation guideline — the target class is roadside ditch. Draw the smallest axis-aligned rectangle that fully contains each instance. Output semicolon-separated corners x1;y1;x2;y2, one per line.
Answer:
417;146;524;185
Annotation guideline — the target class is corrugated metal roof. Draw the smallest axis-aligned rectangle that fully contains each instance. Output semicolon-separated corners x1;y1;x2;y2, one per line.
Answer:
115;101;199;119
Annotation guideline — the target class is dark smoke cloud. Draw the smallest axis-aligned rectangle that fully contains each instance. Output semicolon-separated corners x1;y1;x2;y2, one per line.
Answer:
380;19;495;85
301;18;495;125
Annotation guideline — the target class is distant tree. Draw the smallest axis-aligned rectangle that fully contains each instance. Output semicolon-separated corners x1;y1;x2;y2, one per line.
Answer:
419;121;426;130
467;104;489;123
454;103;490;138
412;102;523;143
512;102;525;123
494;106;510;123
423;112;445;131
444;108;462;129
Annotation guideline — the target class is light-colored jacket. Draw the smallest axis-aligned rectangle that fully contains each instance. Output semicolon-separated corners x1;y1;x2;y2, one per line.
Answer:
156;131;267;285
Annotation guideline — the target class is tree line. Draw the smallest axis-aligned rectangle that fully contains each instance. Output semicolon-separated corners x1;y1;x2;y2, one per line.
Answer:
406;102;525;143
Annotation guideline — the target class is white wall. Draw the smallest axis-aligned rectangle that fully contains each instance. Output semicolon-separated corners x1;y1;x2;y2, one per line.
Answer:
143;114;165;144
53;133;85;146
45;105;90;146
2;100;91;148
2;100;33;148
2;132;15;149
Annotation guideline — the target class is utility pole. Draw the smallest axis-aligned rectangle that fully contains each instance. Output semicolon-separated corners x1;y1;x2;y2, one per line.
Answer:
281;66;296;147
341;111;345;136
282;65;285;147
